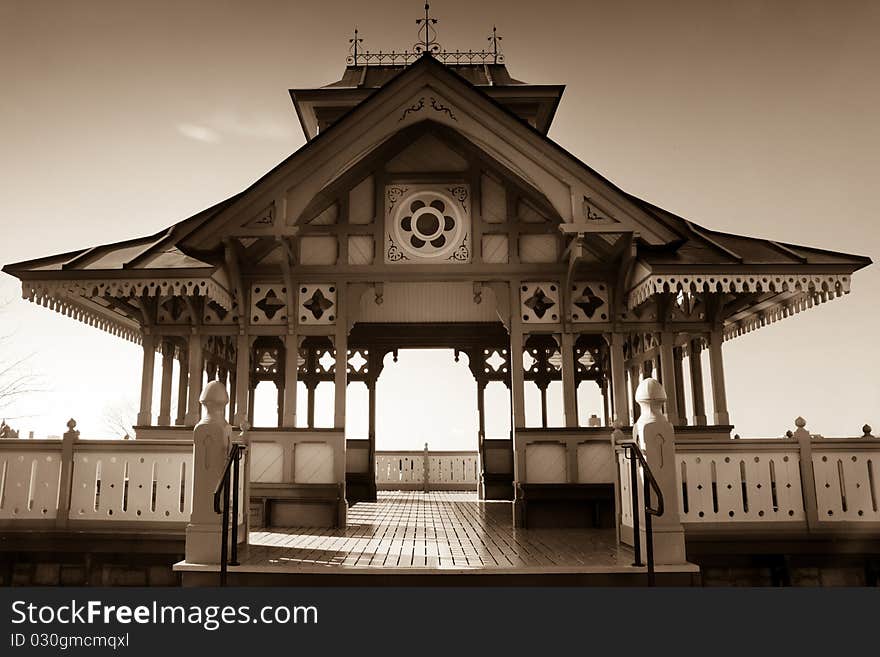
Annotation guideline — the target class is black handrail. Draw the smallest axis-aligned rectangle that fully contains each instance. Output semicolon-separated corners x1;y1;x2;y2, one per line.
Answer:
617;440;664;586
213;442;246;587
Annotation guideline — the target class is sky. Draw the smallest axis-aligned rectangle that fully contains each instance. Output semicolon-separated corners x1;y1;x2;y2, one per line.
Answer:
0;0;878;445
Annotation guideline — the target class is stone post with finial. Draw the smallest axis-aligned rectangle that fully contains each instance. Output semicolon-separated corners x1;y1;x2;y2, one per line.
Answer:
633;377;686;564
185;380;232;563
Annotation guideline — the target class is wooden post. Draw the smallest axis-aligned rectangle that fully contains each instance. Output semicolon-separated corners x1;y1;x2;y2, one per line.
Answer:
55;418;78;529
672;345;687;426
175;347;188;426
794;416;820;532
688;338;707;426
659;332;680;425
609;333;629;426
334;286;348;430
560;332;578;427
423;442;429;493
233;334;249;427
184;331;204;426
136;332;156;426
282;333;299;427
157;340;174;426
708;328;730;425
629;366;640;423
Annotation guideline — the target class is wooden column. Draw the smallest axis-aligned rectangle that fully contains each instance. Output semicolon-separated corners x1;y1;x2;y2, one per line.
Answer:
672;346;687;426
659;332;680;425
334;287;348;429
689;338;707;426
560;332;578;428
306;383;316;428
476;381;487;459
609;333;629;426
136;332;156;426
282;334;299;427
629;365;640;423
708;328;730;425
157;340;174;426
509;283;526;429
175;347;188;425
233;334;249;427
184;332;203;426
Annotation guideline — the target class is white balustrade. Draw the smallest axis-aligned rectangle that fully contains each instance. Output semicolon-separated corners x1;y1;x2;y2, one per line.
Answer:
376;448;478;490
812;444;880;522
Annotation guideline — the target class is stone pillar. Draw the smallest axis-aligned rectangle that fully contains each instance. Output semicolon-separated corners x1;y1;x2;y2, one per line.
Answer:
136;333;156;426
184;332;204;426
157;341;175;426
659;332;680;425
185;381;232;564
688;339;707;426
175;348;188;426
609;333;629;426
708;329;730;425
560;332;578;428
233;334;249;427
282;334;298;427
672;346;687;426
634;378;686;565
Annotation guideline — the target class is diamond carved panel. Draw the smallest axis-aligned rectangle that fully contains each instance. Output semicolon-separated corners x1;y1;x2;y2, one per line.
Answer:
298;284;336;325
570;282;609;322
250;284;287;325
520;282;560;323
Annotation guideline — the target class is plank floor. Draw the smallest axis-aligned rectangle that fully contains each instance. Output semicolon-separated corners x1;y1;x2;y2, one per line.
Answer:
238;491;638;573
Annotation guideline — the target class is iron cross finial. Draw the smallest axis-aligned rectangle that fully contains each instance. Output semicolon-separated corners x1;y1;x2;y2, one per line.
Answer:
488;25;503;64
416;3;439;54
348;27;364;65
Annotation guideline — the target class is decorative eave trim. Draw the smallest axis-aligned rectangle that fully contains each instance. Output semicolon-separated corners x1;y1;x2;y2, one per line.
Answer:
22;286;142;344
627;272;852;309
722;289;847;342
21;276;234;311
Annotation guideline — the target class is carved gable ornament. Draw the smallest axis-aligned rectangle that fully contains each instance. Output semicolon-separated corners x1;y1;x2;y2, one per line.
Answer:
385;184;470;264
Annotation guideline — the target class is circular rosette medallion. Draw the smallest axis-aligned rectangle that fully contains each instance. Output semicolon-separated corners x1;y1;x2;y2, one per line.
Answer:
392;189;466;260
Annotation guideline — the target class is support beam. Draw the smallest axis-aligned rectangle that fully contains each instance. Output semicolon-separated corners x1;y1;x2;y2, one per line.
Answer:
609;333;629;426
708;328;730;425
282;334;299;427
136;333;156;426
157;340;174;426
175;348;188;425
233;334;249;427
659;332;680;425
559;332;578;428
184;332;203;426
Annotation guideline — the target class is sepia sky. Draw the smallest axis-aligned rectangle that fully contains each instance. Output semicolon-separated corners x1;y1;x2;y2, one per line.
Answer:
0;0;878;444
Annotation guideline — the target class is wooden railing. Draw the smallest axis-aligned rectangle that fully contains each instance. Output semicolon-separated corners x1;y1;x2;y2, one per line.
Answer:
0;421;193;529
376;444;479;491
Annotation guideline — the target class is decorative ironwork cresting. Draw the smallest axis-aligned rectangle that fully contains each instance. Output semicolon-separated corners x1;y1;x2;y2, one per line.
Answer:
346;5;505;66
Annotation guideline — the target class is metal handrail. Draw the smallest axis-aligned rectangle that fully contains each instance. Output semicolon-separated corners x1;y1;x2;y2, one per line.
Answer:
213;442;246;587
616;440;665;586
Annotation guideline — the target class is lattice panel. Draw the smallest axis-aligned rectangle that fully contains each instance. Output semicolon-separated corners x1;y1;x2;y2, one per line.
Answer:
298;284;336;325
249;442;284;483
520;282;560;323
524;443;567;483
348;235;374;265
294;443;335;484
577;443;615;483
481;234;509;264
570;282;610;322
250;284;288;325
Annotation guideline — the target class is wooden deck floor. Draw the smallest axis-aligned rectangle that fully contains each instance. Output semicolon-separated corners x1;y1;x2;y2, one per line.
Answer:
243;491;635;572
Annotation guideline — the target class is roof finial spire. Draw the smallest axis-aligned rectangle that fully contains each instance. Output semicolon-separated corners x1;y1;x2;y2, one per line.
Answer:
488;25;503;64
347;26;364;66
415;2;440;55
